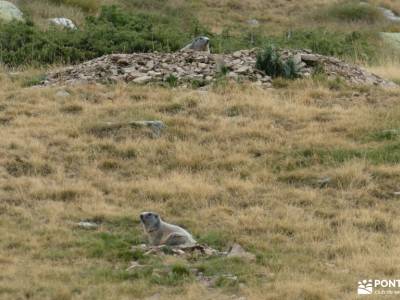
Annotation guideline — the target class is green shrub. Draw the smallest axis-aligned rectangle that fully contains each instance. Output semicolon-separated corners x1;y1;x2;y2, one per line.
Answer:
255;45;299;79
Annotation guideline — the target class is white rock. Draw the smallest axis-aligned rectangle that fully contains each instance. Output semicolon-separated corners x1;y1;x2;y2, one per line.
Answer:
133;75;152;84
233;51;242;58
227;243;256;261
379;7;400;22
77;221;98;229
236;66;250;74
49;18;77;30
0;1;23;23
55;90;70;98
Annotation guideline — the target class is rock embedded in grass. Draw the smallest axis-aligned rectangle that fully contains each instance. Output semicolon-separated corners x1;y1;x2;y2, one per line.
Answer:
0;1;24;23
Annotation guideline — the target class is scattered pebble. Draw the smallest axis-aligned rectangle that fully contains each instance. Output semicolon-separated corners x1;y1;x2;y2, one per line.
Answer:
77;221;98;229
227;243;256;261
55;90;71;98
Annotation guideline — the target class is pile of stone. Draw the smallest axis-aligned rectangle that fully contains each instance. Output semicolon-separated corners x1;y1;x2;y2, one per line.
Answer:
280;49;397;87
44;49;272;87
43;48;396;88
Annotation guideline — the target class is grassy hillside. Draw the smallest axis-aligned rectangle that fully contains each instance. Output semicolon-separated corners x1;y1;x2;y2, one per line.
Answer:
2;0;400;299
1;72;400;299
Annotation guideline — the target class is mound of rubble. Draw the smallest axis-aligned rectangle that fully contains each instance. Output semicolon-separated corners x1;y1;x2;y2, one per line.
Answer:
43;49;396;88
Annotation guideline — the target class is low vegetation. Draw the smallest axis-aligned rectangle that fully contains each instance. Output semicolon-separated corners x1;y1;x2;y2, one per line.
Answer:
317;1;384;24
255;45;299;79
0;2;395;67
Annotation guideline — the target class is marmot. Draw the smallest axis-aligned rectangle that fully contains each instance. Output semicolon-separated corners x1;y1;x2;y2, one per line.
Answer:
140;212;196;247
180;36;210;53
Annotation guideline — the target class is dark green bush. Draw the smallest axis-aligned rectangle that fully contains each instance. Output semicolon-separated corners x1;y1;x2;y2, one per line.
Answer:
256;45;299;79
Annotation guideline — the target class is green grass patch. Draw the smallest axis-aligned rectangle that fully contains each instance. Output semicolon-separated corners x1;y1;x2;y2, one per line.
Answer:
77;217;142;262
197;231;230;250
367;129;400;141
82;232;135;262
280;142;400;171
151;263;193;286
318;2;384;24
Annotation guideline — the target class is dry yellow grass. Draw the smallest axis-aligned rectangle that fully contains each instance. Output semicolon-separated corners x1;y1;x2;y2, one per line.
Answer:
1;69;400;299
368;62;400;83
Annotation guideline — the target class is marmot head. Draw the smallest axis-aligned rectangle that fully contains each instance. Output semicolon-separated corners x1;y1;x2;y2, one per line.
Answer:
140;212;161;232
191;36;209;50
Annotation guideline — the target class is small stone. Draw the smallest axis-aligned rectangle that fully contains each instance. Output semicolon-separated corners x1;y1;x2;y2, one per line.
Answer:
233;51;242;58
117;58;130;66
49;18;77;30
247;19;259;27
77;221;98;229
55;90;70;98
146;61;154;69
126;261;144;271
228;72;238;79
317;177;331;187
145;293;161;300
236;66;250;74
227;244;256;261
133;75;152;84
301;53;319;63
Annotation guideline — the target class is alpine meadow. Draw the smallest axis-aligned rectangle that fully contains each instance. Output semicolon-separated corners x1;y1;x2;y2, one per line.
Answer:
1;0;400;299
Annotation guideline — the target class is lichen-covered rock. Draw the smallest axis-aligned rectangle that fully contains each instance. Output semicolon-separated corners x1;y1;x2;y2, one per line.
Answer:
0;1;24;22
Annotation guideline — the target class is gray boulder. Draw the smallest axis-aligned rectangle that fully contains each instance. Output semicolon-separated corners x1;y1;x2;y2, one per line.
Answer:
0;1;24;22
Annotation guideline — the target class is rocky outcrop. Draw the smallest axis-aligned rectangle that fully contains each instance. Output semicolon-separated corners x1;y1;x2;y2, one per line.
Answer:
43;49;396;88
0;1;24;23
280;49;397;88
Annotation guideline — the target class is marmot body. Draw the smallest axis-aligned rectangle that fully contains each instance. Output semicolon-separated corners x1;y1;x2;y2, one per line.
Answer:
140;212;196;247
